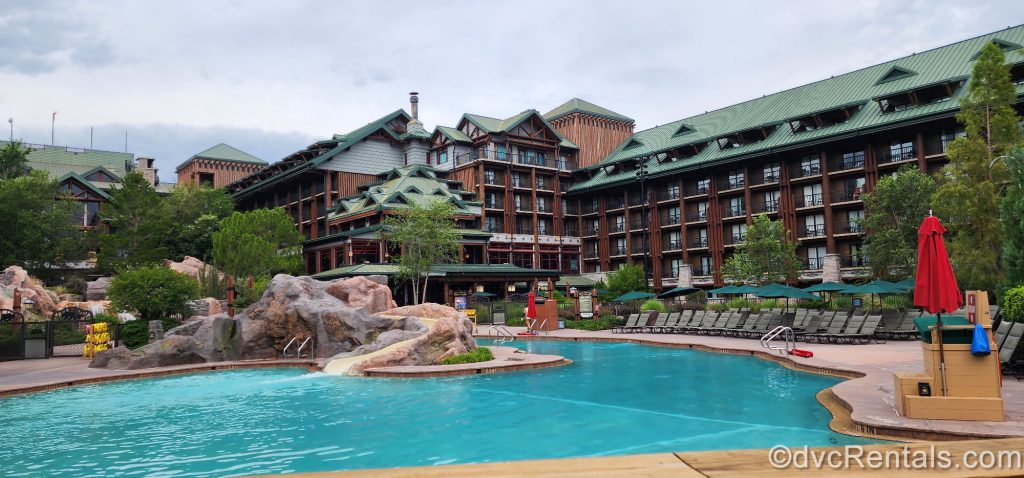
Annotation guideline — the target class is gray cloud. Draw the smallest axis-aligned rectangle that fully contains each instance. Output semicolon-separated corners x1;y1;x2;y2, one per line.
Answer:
0;0;116;74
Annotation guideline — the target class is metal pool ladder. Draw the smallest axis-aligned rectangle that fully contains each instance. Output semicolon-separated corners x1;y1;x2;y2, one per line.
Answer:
282;336;314;358
761;326;795;356
487;326;516;344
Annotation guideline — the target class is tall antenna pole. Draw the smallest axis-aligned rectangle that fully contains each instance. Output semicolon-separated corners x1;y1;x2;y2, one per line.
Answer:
51;111;57;145
7;117;11;141
90;127;94;149
124;131;128;152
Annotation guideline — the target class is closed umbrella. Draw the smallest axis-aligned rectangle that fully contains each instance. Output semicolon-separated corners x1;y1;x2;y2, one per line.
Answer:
913;215;962;396
526;291;538;334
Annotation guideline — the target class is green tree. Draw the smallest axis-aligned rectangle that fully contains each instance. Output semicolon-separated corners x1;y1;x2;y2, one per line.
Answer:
1001;148;1024;292
162;184;234;261
604;263;647;299
0;170;87;272
97;171;170;271
861;167;937;280
720;214;801;285
107;265;198;321
381;201;460;304
0;141;30;180
932;42;1023;291
211;208;304;278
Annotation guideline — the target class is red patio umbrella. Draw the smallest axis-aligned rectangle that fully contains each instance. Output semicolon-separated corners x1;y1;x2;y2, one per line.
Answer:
913;214;962;396
526;291;537;333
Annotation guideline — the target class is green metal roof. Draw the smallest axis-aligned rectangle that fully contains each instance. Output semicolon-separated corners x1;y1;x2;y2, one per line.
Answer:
312;262;560;280
458;110;580;150
555;275;598;288
544;98;634;123
570;26;1024;192
329;164;481;220
176;143;266;172
1;142;132;180
434;125;472;143
228;110;417;198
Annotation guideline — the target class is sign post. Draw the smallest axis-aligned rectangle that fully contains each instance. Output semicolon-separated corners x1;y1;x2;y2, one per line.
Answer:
579;291;594;319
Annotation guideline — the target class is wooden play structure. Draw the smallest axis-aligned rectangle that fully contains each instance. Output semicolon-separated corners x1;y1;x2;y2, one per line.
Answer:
894;291;1004;421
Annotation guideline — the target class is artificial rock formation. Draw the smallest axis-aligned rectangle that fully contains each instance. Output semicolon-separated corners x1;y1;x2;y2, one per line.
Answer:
85;277;112;301
326;276;397;314
91;274;471;371
345;316;477;376
164;256;218;281
0;266;59;318
380;303;464;320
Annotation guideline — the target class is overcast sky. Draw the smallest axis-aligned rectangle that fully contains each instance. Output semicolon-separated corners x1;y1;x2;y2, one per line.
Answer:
2;0;1022;182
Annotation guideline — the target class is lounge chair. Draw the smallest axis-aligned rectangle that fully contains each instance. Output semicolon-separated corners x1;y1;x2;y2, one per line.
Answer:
834;314;882;344
613;313;640;333
674;310;702;333
737;312;776;339
993;321;1012;350
999;322;1024;377
795;310;833;339
685;310;721;335
643;312;670;333
630;311;655;333
792;312;823;336
708;312;745;336
804;314;849;343
730;312;765;338
791;309;810;329
888;314;921;341
821;314;866;344
655;312;681;333
877;310;904;340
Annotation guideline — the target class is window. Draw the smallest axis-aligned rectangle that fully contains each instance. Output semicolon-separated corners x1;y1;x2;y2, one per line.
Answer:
877;80;964;114
762;190;779;212
699;256;713;276
697;201;709;220
799;155;821;176
610;215;625;232
484;169;498;185
198;173;215;187
727;197;745;217
537;196;551;213
663;206;681;225
668;258;683;278
716;125;778;150
587;218;599;235
514;195;530;212
887;140;915;162
729;223;747;244
839;151;865;170
664;230;682;250
806;246;827;269
696;178;710;194
540;254;559;270
437;151;448;164
513;253;534;268
802;183;822;207
537;219;553;236
496;145;508;161
787;104;862;133
613;238;627;255
804;214;825;237
727;169;745;189
762;162;781;183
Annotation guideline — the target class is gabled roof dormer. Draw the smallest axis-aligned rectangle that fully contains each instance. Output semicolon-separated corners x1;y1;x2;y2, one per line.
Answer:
971;39;1023;59
622;139;643;150
673;124;695;137
876;66;917;85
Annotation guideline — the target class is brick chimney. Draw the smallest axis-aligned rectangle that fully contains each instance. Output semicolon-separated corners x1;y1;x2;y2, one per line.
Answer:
135;157;159;185
406;91;427;136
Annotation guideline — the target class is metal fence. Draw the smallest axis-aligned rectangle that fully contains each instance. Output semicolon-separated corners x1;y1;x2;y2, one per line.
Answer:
0;320;120;360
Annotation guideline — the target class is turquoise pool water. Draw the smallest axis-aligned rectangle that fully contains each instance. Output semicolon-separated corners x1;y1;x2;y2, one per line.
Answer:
0;340;874;476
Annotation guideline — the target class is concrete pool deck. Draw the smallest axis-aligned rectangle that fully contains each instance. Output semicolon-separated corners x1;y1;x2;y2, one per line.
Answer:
478;327;1024;440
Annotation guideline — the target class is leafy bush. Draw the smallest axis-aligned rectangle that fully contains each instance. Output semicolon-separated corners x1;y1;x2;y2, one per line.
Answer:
640;299;666;312
708;302;729;312
119;318;181;349
441;347;494;365
235;275;271;308
197;265;227;300
63;276;88;296
506;317;525;326
92;313;121;325
1004;285;1024;323
796;300;826;310
108;266;198;321
564;316;625;331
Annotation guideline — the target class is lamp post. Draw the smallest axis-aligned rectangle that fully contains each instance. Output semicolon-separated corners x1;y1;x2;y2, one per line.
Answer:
634;157;651;288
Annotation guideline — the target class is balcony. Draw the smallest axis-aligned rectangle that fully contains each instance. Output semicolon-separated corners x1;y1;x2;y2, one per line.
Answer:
608;222;627;233
610;245;628;256
840;254;870;267
724;232;745;246
515;224;534;235
606;198;625;210
483;199;503;209
483;223;504;233
831;187;862;203
688;237;709;249
663;239;683;251
657;188;681;202
628;195;647;207
718;177;745;191
794;193;824;208
661;214;682;227
584;250;600;259
685;211;708;223
924;134;955;157
536;226;552;236
693;265;714;276
562;226;579;237
511;177;532;189
803;257;825;270
828;153;865;172
684;183;711;197
581;201;599;214
563;204;579;215
800;224;826;238
750;172;781;186
483;174;506;186
630;243;649;254
878;144;917;165
454;149;579;170
834;220;863;235
790;163;822;179
723;205;746;218
514;201;533;212
753;199;779;213
535;179;554;191
583;225;599;236
537;203;554;214
629;218;649;230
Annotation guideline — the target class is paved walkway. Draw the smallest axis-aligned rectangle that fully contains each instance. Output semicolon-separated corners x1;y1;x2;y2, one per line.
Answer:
478;327;1024;439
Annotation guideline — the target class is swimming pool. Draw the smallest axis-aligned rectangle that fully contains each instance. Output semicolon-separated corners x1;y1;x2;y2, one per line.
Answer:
0;340;875;476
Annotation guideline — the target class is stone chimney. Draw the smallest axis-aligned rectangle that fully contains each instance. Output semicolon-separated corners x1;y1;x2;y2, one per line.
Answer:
406;91;427;136
135;156;159;185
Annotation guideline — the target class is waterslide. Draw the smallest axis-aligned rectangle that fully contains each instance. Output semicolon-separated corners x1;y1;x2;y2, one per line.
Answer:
323;317;438;375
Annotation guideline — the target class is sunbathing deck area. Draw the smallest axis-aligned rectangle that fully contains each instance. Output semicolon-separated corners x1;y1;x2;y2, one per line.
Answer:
477;327;1024;440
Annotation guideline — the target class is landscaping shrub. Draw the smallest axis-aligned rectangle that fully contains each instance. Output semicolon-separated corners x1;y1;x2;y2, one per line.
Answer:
197;265;227;300
796;299;826;310
563;316;625;331
63;276;88;297
639;299;666;312
708;302;729;312
506;317;525;326
1004;285;1024;323
119;318;181;349
92;313;121;325
235;274;271;308
441;347;494;365
108;266;198;321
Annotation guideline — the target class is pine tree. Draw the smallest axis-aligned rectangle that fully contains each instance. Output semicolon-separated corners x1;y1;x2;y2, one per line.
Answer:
211;208;304;278
0;141;30;180
932;42;1023;291
1000;148;1024;292
97;171;170;271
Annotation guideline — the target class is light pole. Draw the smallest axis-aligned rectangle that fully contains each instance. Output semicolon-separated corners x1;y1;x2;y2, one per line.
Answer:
634;157;650;288
51;111;57;145
7;117;11;141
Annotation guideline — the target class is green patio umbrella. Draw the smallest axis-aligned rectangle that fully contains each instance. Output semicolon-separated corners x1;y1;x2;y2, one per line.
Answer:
730;284;762;294
657;286;699;299
756;285;819;300
841;280;910;310
803;282;849;293
708;285;740;295
612;291;657;303
895;278;915;290
471;291;496;300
